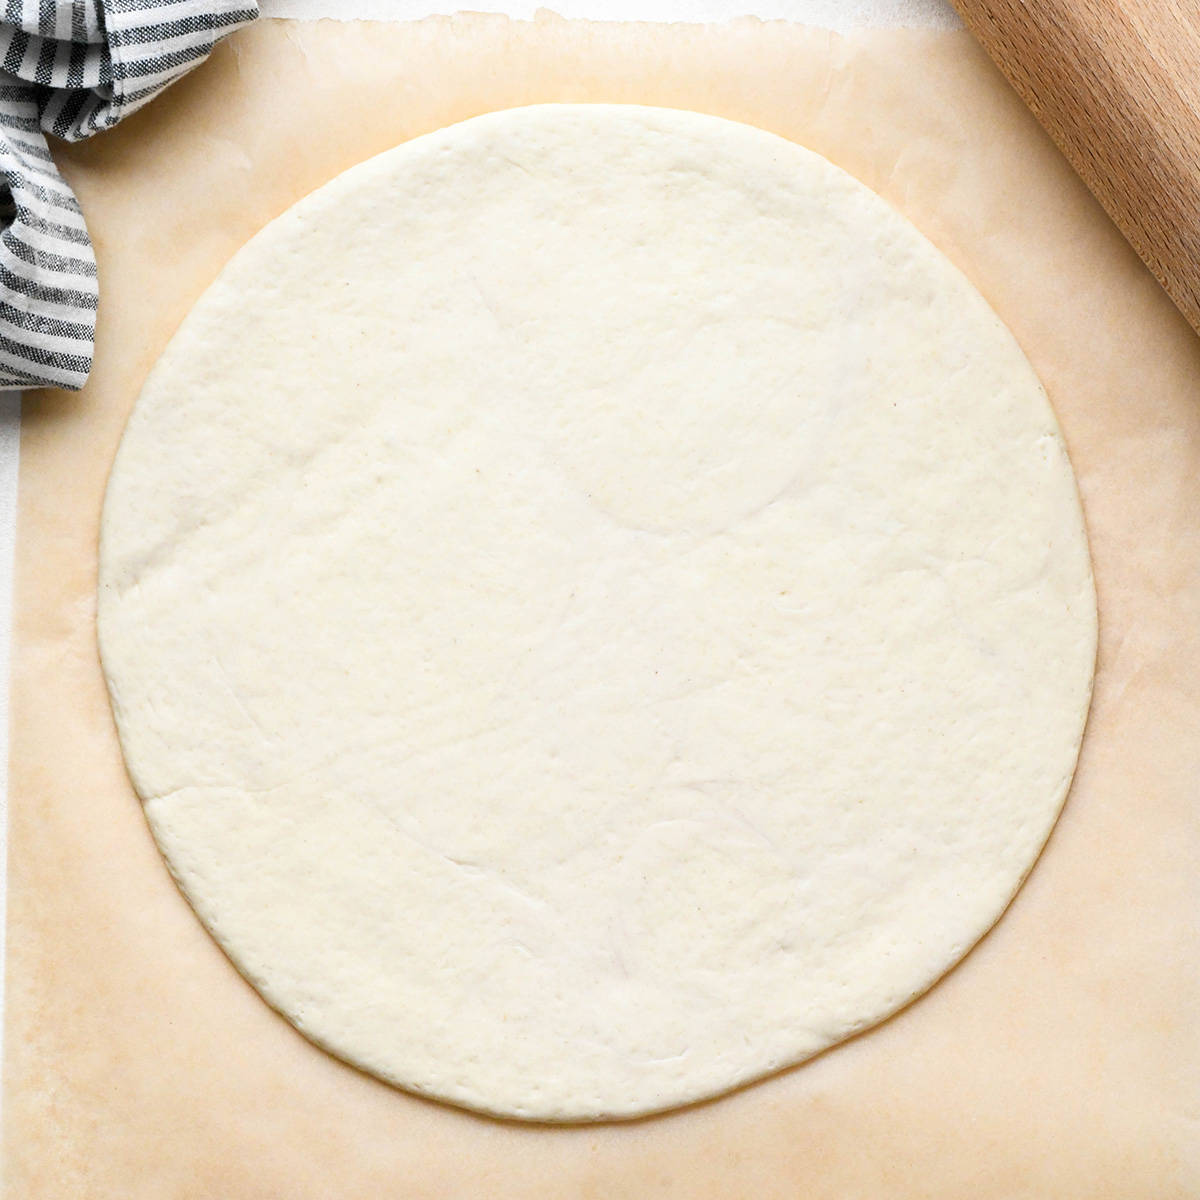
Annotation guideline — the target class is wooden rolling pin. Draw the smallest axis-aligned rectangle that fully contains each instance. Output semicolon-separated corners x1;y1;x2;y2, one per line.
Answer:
948;0;1200;336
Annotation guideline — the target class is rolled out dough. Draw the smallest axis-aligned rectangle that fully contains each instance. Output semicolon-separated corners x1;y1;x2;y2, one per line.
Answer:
97;104;1096;1121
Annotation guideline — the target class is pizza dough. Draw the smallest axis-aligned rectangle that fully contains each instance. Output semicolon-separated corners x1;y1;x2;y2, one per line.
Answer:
97;104;1096;1121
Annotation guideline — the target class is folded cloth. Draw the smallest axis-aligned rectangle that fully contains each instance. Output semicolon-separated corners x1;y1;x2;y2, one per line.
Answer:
0;0;257;391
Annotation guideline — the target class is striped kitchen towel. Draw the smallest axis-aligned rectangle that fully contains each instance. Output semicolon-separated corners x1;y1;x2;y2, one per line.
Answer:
0;0;257;391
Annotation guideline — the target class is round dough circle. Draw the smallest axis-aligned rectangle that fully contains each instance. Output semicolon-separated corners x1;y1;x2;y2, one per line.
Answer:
99;105;1096;1121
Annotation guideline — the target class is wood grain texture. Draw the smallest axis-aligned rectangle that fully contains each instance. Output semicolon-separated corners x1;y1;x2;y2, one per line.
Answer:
948;0;1200;337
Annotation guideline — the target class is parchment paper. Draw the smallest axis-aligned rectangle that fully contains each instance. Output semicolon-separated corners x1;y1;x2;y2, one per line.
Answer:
5;17;1199;1199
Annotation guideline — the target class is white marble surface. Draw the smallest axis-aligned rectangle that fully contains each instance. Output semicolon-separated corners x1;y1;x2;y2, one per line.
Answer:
0;0;959;1076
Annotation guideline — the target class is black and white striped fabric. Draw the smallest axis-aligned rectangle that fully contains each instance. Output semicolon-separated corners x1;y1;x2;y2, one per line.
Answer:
0;0;257;390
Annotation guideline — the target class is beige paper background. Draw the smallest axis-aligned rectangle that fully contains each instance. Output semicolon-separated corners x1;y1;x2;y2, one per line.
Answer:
4;16;1199;1199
